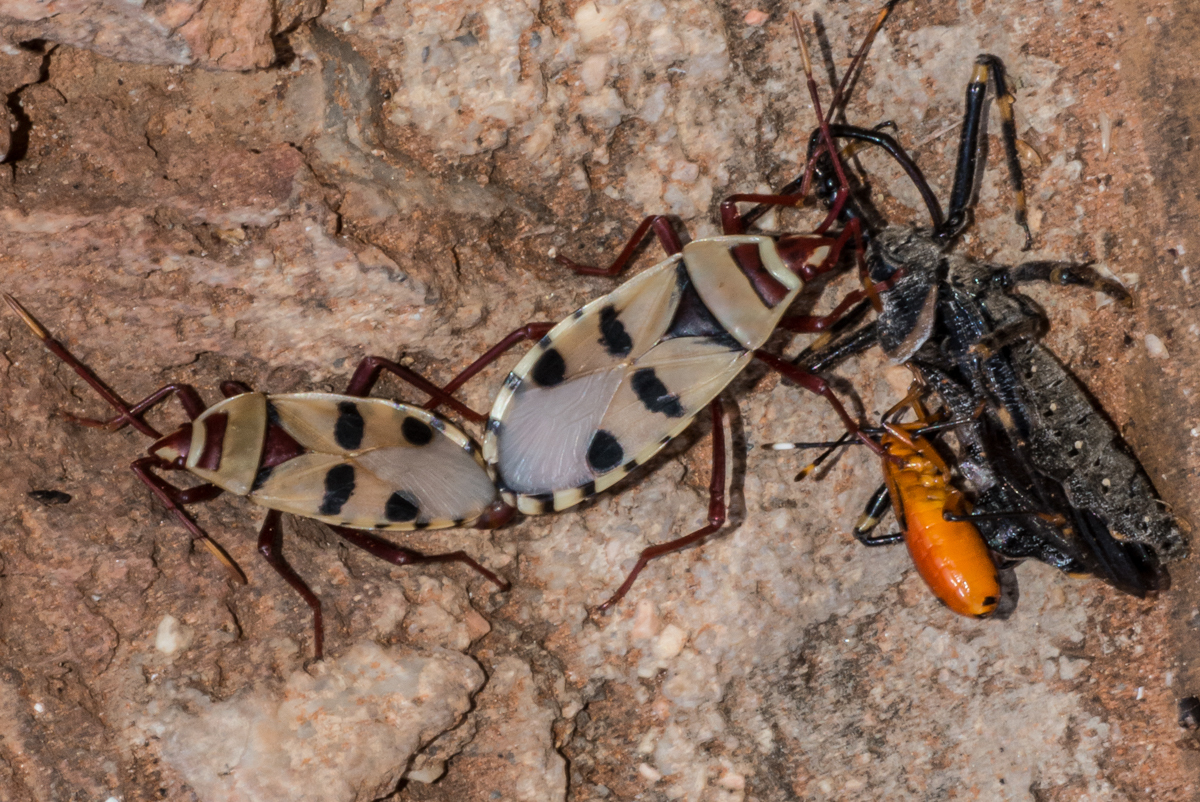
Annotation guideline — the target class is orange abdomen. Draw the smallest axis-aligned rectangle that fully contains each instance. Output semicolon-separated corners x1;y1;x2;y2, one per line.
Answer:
883;433;1000;618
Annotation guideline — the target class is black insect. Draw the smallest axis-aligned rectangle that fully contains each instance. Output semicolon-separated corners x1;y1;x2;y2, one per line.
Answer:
27;489;72;506
768;52;1185;593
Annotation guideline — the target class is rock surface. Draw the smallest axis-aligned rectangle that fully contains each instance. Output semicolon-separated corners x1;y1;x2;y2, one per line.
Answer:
0;0;1197;800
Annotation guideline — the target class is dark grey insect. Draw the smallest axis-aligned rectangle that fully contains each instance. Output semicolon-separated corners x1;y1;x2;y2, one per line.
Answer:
769;52;1185;592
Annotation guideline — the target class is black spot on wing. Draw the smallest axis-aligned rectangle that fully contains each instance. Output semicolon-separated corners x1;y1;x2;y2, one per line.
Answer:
579;480;597;499
334;401;365;450
402;416;435;446
530;348;567;387
385;491;420;522
487;417;503;435
631;368;685;417
598;305;633;357
319;464;356;515
504;372;522;391
587;429;624;473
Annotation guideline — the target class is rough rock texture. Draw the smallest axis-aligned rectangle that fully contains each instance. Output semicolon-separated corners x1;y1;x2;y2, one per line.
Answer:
0;0;322;71
0;0;1197;800
143;643;484;802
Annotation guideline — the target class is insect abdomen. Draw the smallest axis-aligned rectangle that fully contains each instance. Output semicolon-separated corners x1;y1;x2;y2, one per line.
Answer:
884;433;1000;618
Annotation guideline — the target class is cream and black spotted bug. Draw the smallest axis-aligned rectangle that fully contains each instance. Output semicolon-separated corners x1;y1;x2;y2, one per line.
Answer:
4;293;513;659
424;10;900;611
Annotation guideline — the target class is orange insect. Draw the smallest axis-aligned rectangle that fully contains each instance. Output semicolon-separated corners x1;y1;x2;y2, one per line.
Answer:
869;419;1001;618
775;386;1003;618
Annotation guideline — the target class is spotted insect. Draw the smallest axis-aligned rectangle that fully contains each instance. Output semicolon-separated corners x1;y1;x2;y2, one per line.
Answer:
5;293;512;659
423;12;901;611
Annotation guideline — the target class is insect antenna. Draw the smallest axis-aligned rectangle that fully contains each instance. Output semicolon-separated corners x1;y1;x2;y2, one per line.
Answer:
827;0;901;122
791;11;853;234
4;293;163;438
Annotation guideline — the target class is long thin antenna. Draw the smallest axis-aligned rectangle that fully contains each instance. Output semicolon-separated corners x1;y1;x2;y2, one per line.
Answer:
828;0;901;120
790;11;851;232
4;293;163;438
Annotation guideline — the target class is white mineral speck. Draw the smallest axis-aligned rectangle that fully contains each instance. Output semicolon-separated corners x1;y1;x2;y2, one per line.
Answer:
1145;333;1168;359
638;762;663;782
580;54;611;94
631;599;661;640
154;615;194;655
34;703;44;713
653;624;688;660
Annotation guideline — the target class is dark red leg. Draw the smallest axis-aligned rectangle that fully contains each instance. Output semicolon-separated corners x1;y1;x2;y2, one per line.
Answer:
130;456;246;582
427;322;557;410
345;356;486;423
64;383;208;435
257;509;325;660
595;399;728;613
752;350;885;457
554;215;683;276
221;381;253;397
328;525;510;590
719;194;810;235
778;274;898;334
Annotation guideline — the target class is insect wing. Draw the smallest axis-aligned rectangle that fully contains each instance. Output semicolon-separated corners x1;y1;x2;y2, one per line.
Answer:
489;254;747;512
595;337;748;470
253;394;498;529
1015;343;1186;562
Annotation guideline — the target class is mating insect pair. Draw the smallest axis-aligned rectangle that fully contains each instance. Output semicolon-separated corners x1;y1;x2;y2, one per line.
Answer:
6;174;871;658
4;12;890;656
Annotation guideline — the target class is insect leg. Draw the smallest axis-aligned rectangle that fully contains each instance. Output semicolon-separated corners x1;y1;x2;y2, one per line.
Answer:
968;315;1048;360
327;525;510;590
752;350;884;456
62;383;208;435
794;316;878;374
778;279;888;335
719;193;807;235
426;322;557;408
1008;261;1133;306
129;456;246;583
853;485;905;546
221;381;253;397
256;509;325;659
595;399;728;613
344;356;486;422
942;55;1032;247
1067;506;1167;598
554;215;683;276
